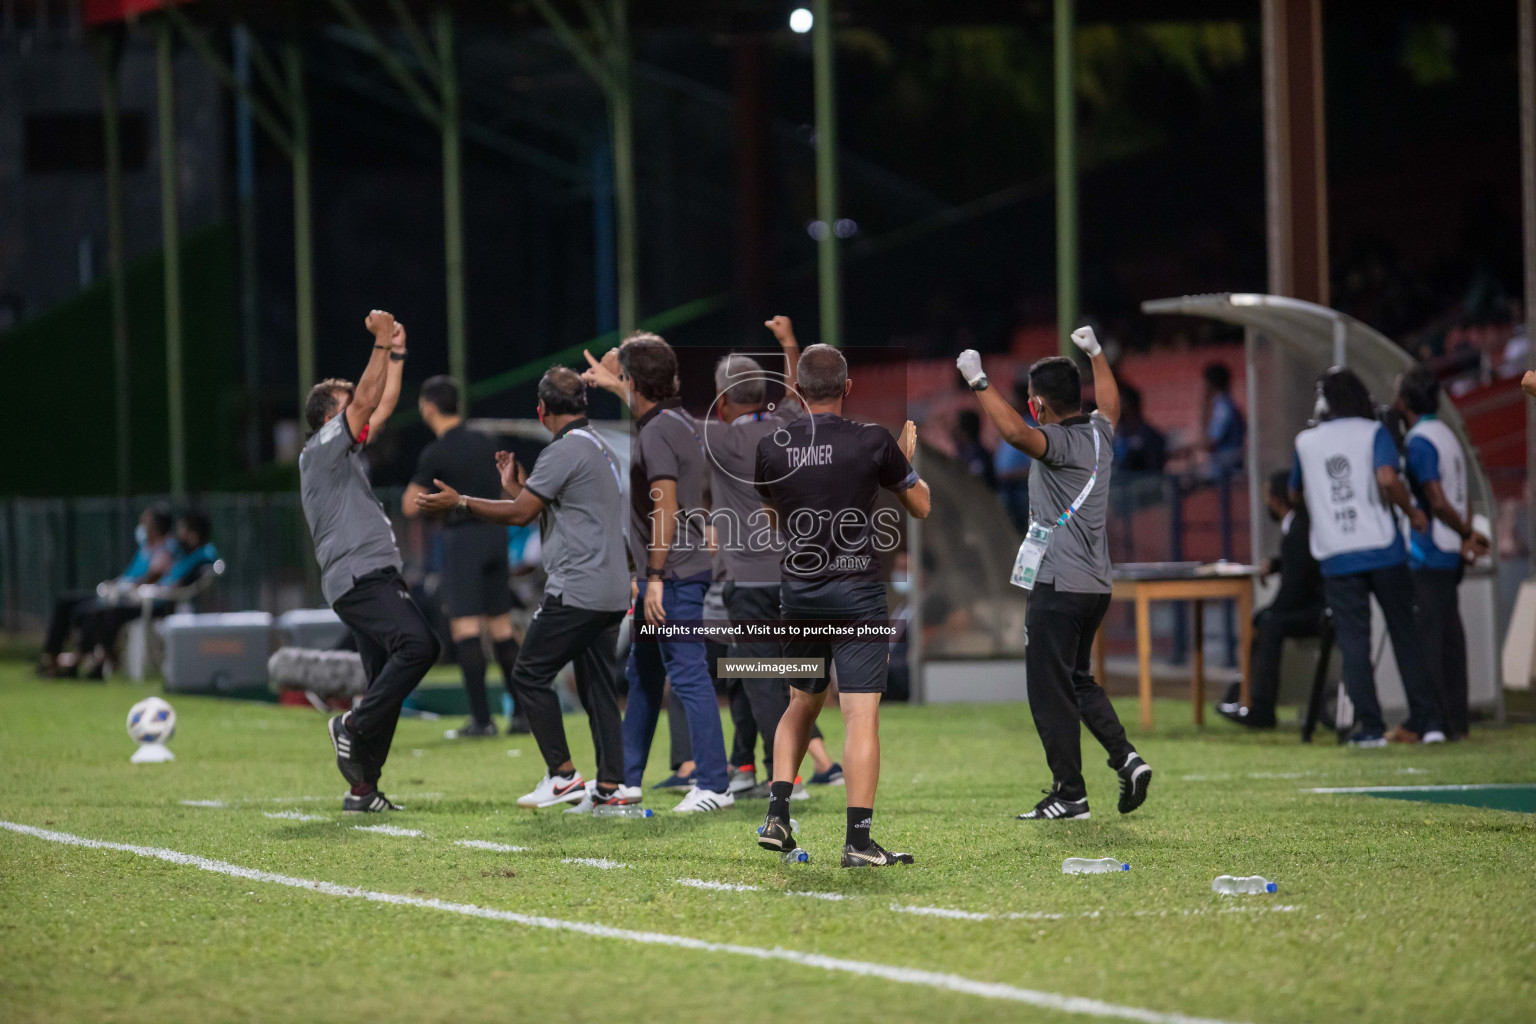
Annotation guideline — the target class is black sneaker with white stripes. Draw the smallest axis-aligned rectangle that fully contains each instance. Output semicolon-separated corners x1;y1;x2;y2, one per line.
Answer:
1115;751;1153;814
343;789;401;812
328;715;366;788
1017;790;1091;821
840;841;914;868
756;814;797;854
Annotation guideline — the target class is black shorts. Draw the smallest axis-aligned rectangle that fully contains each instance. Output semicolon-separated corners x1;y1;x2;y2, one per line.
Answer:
779;579;890;695
438;523;512;619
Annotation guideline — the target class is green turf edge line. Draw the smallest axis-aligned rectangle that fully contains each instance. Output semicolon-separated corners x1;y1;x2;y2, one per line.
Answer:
0;819;1245;1024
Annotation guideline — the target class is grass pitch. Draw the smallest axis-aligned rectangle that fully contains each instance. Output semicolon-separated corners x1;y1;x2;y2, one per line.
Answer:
1;665;1533;1024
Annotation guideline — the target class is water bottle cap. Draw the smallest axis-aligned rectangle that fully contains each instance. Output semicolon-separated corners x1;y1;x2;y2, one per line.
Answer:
1265;881;1276;893
1120;863;1130;871
642;808;654;817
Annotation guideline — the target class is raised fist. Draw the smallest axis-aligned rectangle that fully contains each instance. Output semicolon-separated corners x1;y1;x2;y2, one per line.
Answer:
955;349;987;388
764;316;796;347
365;309;397;338
1070;326;1101;358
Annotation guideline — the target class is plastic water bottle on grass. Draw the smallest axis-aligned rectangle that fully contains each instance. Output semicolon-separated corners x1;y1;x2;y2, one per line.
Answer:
1063;857;1129;875
1212;875;1276;895
782;849;809;864
593;806;654;819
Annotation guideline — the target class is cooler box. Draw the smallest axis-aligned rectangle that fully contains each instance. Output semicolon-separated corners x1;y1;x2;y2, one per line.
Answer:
160;612;274;693
275;608;348;650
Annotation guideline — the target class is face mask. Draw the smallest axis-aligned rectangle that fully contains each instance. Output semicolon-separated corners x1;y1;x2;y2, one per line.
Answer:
891;572;911;595
135;524;149;546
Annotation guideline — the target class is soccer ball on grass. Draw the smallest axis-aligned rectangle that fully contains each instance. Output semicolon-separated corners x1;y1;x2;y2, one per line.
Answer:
127;697;177;745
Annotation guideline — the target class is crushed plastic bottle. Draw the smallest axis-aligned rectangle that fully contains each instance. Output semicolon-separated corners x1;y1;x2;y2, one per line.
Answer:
781;849;809;864
1062;857;1129;875
593;805;654;819
1212;875;1276;895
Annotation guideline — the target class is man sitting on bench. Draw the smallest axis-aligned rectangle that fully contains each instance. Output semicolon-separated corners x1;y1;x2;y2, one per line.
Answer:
1219;471;1324;729
76;511;221;679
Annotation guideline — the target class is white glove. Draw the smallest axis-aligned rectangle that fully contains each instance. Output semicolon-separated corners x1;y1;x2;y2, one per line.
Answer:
956;349;988;388
1070;326;1101;358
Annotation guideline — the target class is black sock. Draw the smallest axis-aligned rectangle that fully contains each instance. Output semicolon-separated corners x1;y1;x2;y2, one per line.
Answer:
846;806;873;850
595;782;618;797
492;637;520;712
768;781;794;823
456;638;490;725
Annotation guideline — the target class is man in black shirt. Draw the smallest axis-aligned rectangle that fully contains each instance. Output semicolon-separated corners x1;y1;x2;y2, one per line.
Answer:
403;376;522;738
1219;470;1325;729
752;344;931;867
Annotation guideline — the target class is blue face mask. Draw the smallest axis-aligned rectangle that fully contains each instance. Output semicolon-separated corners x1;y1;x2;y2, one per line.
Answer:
891;573;912;595
135;524;149;547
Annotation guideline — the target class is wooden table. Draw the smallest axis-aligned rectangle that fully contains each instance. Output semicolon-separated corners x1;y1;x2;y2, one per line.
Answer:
1092;567;1258;731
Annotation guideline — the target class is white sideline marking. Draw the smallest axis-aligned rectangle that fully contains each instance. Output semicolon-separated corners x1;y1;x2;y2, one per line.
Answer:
457;840;528;853
1302;792;1529;798
0;820;1247;1024
678;878;761;893
562;857;628;869
265;811;328;822
183;793;441;807
891;903;994;922
354;825;422;837
790;890;851;901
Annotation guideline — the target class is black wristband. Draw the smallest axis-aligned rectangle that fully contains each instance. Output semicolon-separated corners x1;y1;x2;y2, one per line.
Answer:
374;345;390;350
645;567;665;580
389;351;407;362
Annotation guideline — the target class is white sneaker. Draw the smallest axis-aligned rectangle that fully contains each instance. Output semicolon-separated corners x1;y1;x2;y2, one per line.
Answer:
789;778;809;801
1421;730;1447;744
673;786;735;813
517;772;587;808
564;781;596;814
618;785;643;803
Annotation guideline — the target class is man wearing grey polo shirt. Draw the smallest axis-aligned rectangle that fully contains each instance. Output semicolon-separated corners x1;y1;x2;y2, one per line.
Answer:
957;327;1152;822
417;367;633;812
583;332;734;813
302;310;438;814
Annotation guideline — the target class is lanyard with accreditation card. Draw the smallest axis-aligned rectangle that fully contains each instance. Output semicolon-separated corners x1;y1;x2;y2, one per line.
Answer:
1010;426;1100;590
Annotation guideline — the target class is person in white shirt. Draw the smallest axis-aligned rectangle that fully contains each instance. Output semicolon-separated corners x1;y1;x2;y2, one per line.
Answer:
1394;366;1490;741
1290;368;1443;747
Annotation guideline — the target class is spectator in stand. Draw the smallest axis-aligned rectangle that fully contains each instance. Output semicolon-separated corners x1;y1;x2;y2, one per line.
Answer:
1201;363;1246;479
953;409;996;490
993;376;1034;532
1111;384;1167;474
74;511;220;679
37;503;176;678
1218;471;1324;729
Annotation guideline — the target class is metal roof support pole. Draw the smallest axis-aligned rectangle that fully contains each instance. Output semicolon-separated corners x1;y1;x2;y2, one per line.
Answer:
1054;0;1077;357
1520;0;1536;573
436;3;467;403
908;446;925;704
96;28;131;494
1261;0;1329;304
608;0;637;337
813;0;841;348
234;25;260;467
157;16;186;497
287;38;315;420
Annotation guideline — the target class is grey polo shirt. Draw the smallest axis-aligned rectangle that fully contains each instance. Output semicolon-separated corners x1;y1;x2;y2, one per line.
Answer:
522;418;631;613
702;398;802;585
299;415;403;605
628;404;713;581
1029;413;1114;593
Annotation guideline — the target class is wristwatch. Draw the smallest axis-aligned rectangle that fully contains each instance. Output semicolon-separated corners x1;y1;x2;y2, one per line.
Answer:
970;376;990;391
457;495;470;513
645;567;666;581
